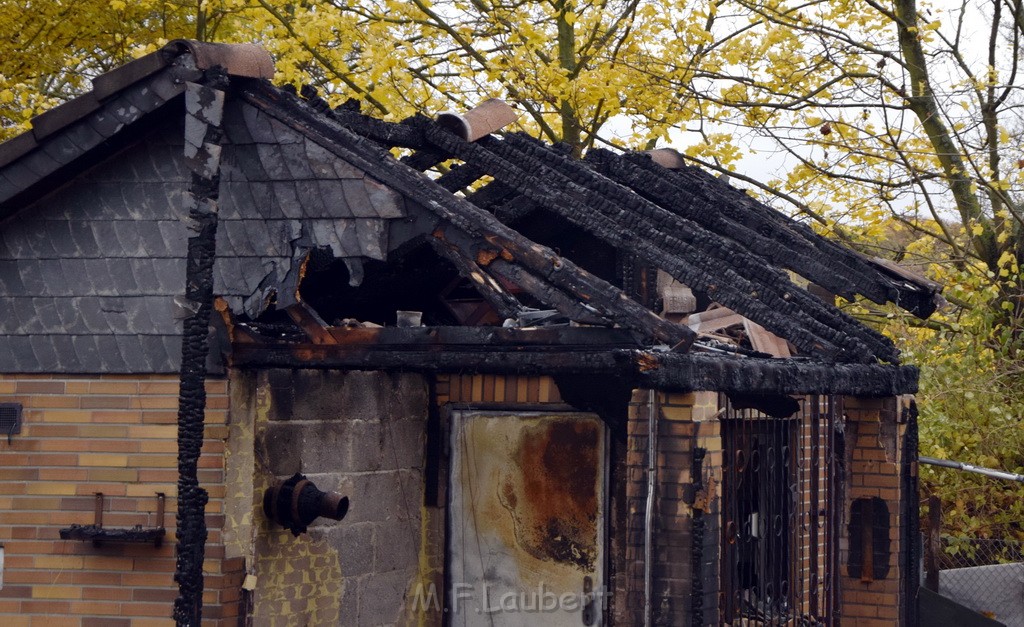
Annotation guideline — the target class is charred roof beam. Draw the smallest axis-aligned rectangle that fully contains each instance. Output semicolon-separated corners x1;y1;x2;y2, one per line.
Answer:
422;126;890;363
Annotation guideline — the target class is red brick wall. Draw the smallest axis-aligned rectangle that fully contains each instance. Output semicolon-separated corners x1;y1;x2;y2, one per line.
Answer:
0;374;242;626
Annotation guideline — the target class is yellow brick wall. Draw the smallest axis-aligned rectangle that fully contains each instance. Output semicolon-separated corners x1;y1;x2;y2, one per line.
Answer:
0;374;242;627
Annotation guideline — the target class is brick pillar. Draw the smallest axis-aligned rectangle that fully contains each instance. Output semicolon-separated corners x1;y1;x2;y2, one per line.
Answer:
840;396;912;626
620;390;720;627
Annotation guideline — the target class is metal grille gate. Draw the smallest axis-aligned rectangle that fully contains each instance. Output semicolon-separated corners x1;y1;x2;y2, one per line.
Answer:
720;395;843;626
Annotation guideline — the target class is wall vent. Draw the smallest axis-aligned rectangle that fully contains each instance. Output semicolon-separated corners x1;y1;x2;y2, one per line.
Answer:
0;403;22;444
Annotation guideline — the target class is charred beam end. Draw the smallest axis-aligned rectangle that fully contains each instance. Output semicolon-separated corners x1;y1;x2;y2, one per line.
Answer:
228;342;918;397
173;72;228;627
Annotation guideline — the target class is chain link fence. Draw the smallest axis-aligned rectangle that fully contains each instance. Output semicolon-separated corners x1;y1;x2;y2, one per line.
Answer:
935;536;1024;626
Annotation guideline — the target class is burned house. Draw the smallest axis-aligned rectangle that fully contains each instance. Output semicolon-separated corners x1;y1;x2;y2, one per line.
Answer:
0;41;942;626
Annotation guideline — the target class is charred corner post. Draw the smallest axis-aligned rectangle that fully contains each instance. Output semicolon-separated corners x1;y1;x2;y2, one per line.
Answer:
173;69;229;626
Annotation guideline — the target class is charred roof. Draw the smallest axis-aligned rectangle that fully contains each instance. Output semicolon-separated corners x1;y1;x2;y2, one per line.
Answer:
0;41;941;389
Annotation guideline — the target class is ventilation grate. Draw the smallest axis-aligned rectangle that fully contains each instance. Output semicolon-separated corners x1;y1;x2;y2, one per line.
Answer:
0;403;22;444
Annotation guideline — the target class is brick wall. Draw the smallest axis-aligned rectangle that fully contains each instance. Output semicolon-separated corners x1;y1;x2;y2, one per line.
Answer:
0;374;241;626
840;395;909;626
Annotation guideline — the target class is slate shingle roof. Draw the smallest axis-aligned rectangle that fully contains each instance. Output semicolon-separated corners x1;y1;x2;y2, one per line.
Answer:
0;41;942;374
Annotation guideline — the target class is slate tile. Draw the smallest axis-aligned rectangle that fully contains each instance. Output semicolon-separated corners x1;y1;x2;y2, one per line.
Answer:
273;181;303;218
145;295;175;331
268;116;303;144
222;101;254;145
242;102;277;143
87;108;127;140
139;335;170;371
98;296;130;333
129;258;160;295
364;177;405;218
280;143;315;179
218;145;244;183
128;143;161;182
32;297;62;333
122;183;158;221
247;182;281;219
43;133;84;166
50;335;80;371
0;226;31;258
94;183;131;219
38;260;69;296
151;144;186;181
151;258;185;294
21;220;59;258
111;221;143;257
0;172;22;202
310;221;339;251
68;220;101;257
334;221;360;257
216;221;246;257
295;180;328;218
342;179;376;217
213;257;249;297
148;69;188;102
29;336;60;372
354;219;386;260
53;298;84;331
20;149;61;178
160;335;183;372
137;220;168;257
257;143;291;180
13;297;42;334
124;296;156;335
71;335;103;372
0;337;12;368
9;336;36;372
117;335;150;372
100;258;135;296
106;95;144;126
18;260;47;295
90;221;124;258
70;185;116;220
123;81;168;114
46;220;79;257
162;183;188;221
263;220;295;257
77;297;113;333
304;139;345;178
94;334;127;372
243;219;276;257
2;162;38;191
317;180;352;217
62;120;105;153
76;258;110;295
157;220;188;256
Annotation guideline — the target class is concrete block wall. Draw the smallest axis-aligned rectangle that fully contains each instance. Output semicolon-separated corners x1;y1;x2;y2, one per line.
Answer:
0;374;241;626
840;395;907;626
227;369;430;627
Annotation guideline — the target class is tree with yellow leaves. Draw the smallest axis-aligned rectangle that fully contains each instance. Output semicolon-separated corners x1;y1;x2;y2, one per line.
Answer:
2;0;1022;538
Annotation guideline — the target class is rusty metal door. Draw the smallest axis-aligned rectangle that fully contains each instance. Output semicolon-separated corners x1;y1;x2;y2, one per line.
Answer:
448;411;606;626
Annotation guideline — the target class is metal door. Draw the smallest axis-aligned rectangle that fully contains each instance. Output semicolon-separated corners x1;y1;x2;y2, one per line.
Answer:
448;411;606;626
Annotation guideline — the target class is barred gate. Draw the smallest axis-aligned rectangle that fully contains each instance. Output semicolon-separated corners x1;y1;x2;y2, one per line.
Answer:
720;395;843;626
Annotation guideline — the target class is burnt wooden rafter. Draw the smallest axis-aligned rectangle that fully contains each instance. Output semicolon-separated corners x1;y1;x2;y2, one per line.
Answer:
225;326;919;397
508;135;898;361
421;126;893;363
428;235;523;320
492;133;899;363
241;85;694;349
610;151;940;318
